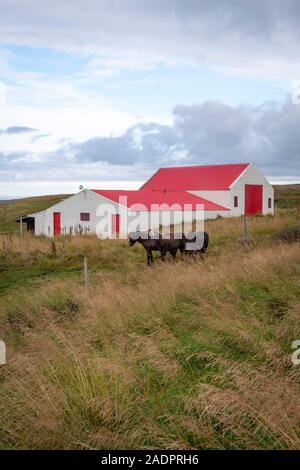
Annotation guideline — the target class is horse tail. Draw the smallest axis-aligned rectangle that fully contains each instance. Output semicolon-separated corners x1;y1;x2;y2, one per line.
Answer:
201;232;209;252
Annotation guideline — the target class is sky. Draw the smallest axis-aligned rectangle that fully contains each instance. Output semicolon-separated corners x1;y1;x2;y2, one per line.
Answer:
0;0;300;198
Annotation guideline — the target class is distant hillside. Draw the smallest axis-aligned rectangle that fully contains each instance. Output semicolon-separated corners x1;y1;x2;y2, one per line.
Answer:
0;194;71;233
273;184;300;208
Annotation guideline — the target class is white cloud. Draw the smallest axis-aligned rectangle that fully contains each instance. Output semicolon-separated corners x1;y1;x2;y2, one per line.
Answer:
1;98;300;187
1;0;300;81
1;0;300;194
0;49;159;153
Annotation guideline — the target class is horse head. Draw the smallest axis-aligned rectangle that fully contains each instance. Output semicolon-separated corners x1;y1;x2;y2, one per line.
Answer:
128;231;140;246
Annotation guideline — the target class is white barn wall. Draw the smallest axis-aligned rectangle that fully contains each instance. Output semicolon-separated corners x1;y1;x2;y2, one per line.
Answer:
34;210;47;236
29;191;193;238
29;191;228;239
127;209;228;235
36;191;170;238
230;163;274;216
189;190;231;209
189;164;274;217
127;210;198;235
29;190;125;237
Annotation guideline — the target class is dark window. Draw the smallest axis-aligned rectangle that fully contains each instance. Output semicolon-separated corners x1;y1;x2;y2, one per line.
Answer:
268;198;272;209
80;212;90;221
234;196;238;208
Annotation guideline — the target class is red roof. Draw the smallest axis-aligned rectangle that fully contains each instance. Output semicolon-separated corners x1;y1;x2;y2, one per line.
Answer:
141;163;250;191
90;189;229;211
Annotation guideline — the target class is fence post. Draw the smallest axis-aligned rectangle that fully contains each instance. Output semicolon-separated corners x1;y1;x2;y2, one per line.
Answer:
20;218;23;237
243;215;249;250
0;340;6;365
84;256;89;288
51;241;57;256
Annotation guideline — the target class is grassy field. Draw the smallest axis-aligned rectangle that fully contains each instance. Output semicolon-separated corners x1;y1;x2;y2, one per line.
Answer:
274;184;300;208
0;194;71;233
0;186;299;449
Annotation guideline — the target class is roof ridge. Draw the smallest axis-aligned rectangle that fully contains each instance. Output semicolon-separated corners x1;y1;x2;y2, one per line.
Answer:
157;162;250;170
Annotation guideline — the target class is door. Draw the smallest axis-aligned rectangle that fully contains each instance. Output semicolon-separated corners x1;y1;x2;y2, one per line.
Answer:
111;214;120;237
27;218;35;234
244;185;263;215
53;212;61;236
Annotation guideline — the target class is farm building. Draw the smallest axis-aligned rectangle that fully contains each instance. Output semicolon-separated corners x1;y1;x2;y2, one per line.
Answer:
16;163;274;238
141;162;274;218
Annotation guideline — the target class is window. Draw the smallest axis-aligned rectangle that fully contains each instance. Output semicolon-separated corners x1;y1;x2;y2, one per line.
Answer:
80;212;90;221
268;198;272;209
234;196;239;208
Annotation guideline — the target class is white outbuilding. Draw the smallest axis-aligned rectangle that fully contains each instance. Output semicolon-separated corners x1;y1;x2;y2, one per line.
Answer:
17;163;274;238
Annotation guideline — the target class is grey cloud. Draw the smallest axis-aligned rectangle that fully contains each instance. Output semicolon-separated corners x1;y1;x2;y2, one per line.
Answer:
1;1;300;80
171;100;300;176
30;133;51;142
0;1;296;44
1;98;299;181
0;151;30;175
69;132;140;166
173;102;251;158
59;98;300;178
69;123;179;165
0;126;37;135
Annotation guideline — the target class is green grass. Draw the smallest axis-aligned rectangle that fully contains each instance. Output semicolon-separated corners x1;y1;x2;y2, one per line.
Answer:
0;190;300;449
1;240;300;449
0;236;148;297
274;184;300;208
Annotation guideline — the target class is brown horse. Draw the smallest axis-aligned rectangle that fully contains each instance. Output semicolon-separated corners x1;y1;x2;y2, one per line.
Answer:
128;231;185;265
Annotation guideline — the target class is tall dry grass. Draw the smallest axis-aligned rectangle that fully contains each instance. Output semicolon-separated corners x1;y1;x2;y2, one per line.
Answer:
0;210;300;449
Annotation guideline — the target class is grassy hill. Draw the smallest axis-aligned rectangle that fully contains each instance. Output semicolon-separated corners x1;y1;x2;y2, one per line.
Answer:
0;187;299;449
274;184;300;208
0;194;71;233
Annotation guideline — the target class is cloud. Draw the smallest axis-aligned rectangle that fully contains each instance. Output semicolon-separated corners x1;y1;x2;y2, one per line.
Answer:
0;126;37;135
1;0;300;81
30;133;51;142
172;100;300;176
1;1;300;189
2;97;299;182
69;123;178;165
63;98;300;178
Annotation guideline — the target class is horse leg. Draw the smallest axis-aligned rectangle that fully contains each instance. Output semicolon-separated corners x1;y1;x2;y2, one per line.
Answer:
160;250;166;261
147;249;152;266
170;249;177;260
186;250;196;261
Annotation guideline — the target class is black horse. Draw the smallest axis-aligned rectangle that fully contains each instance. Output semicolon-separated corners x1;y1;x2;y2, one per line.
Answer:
128;231;185;265
129;231;209;265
